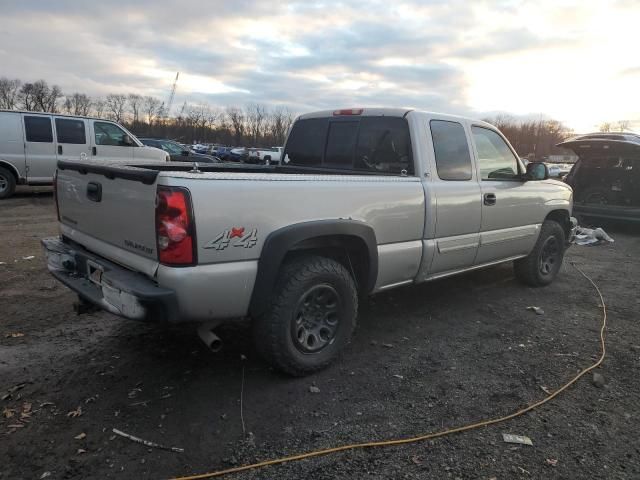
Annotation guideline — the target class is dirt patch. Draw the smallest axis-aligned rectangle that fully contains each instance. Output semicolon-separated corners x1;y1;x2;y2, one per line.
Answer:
1;190;639;479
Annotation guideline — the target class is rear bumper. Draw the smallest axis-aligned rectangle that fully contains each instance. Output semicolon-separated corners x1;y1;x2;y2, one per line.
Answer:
41;236;179;322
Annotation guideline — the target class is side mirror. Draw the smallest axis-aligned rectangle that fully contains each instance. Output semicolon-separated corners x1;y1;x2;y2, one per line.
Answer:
525;162;548;181
123;135;134;146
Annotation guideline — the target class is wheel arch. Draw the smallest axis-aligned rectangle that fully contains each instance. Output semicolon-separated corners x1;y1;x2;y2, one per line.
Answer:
249;220;378;317
545;209;571;239
0;160;22;184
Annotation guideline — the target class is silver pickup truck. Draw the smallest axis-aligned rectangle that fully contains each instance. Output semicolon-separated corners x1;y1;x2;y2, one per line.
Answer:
42;108;576;375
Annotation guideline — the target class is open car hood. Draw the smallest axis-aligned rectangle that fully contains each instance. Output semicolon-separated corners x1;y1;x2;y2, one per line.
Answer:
557;135;640;157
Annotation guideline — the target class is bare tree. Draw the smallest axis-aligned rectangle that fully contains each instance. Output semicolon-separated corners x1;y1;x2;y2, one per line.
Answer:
245;103;267;145
143;96;162;124
0;77;22;109
22;80;63;113
92;98;106;118
105;93;128;123
63;93;92;116
226;107;246;145
128;94;143;124
267;106;294;145
599;122;612;133
20;82;39;111
617;120;630;132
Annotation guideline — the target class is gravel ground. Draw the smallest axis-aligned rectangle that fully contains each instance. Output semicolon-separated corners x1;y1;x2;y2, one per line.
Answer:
1;188;639;480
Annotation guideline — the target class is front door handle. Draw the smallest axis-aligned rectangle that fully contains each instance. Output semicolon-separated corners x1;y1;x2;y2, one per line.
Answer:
92;146;97;156
57;145;63;155
484;193;496;206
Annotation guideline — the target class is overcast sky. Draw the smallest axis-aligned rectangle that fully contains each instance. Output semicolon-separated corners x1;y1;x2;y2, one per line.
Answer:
1;0;638;132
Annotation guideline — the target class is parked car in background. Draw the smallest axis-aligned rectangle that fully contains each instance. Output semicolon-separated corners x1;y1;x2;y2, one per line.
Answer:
545;163;572;178
561;132;640;223
140;138;221;163
43;107;575;375
0;110;168;199
248;147;284;164
228;147;249;162
190;144;210;155
213;146;233;160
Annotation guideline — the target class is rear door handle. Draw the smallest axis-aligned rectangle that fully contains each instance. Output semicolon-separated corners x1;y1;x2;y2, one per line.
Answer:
484;193;496;206
92;146;97;156
57;145;63;155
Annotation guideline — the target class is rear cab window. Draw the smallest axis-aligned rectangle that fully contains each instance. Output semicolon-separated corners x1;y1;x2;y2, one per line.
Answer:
283;116;413;175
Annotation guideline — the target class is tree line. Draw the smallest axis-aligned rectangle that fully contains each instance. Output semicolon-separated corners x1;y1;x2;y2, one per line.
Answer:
2;77;632;157
482;115;573;159
0;77;294;147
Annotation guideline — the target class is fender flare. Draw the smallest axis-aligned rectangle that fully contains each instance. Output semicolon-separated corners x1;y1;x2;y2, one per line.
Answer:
0;160;23;183
249;219;378;317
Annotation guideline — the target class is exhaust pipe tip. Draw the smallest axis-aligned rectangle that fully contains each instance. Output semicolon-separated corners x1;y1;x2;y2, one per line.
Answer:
208;336;223;353
197;323;223;353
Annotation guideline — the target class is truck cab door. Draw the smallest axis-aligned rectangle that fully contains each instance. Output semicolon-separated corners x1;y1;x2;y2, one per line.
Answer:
471;126;541;264
54;117;90;162
22;114;56;182
424;120;481;276
90;120;134;162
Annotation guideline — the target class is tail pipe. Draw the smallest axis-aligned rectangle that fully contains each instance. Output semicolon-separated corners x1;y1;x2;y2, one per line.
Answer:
197;321;223;353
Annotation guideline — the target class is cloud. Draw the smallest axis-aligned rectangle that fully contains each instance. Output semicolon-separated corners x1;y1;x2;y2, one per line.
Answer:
0;0;638;132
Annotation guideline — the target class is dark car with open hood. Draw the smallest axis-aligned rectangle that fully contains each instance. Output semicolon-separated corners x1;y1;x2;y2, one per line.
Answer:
560;132;640;223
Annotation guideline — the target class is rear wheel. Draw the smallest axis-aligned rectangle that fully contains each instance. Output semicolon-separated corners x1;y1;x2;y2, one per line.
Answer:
0;166;16;199
253;255;358;376
514;220;565;287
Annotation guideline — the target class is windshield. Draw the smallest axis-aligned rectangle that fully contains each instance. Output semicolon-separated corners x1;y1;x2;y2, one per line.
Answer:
160;141;185;155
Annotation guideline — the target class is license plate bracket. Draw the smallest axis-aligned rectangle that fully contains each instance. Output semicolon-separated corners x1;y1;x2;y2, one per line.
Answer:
86;260;104;285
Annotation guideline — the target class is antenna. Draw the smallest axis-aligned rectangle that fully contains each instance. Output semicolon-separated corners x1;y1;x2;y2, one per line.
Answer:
165;72;179;119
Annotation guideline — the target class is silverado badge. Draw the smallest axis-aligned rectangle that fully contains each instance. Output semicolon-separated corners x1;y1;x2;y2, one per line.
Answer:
204;227;258;250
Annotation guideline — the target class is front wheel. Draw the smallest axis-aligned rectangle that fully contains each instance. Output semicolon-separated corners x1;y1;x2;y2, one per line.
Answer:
0;166;16;199
253;255;358;376
514;220;566;287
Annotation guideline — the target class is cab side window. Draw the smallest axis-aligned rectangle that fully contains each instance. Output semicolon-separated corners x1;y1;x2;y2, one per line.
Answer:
472;126;520;180
55;118;86;144
430;120;472;180
94;122;131;147
24;116;53;143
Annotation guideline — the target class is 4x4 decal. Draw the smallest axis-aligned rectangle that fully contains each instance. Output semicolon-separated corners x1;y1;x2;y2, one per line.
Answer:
203;227;258;250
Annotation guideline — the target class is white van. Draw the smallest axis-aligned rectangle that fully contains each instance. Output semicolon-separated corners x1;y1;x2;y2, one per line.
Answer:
0;110;169;198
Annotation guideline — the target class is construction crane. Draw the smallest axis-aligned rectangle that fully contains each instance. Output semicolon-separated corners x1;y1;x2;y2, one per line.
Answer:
164;72;179;119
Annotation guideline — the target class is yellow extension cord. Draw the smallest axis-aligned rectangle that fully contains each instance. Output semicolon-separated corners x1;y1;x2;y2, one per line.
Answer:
171;262;607;480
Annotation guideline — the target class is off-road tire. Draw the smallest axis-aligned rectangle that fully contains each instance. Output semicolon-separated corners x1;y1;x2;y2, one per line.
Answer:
253;255;358;376
514;220;565;287
0;166;16;199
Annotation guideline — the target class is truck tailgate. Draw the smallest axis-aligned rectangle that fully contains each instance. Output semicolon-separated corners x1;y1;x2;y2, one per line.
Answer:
56;162;160;276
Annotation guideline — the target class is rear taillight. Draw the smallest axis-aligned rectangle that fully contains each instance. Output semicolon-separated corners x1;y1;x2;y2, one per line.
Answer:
53;169;60;221
155;186;196;266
